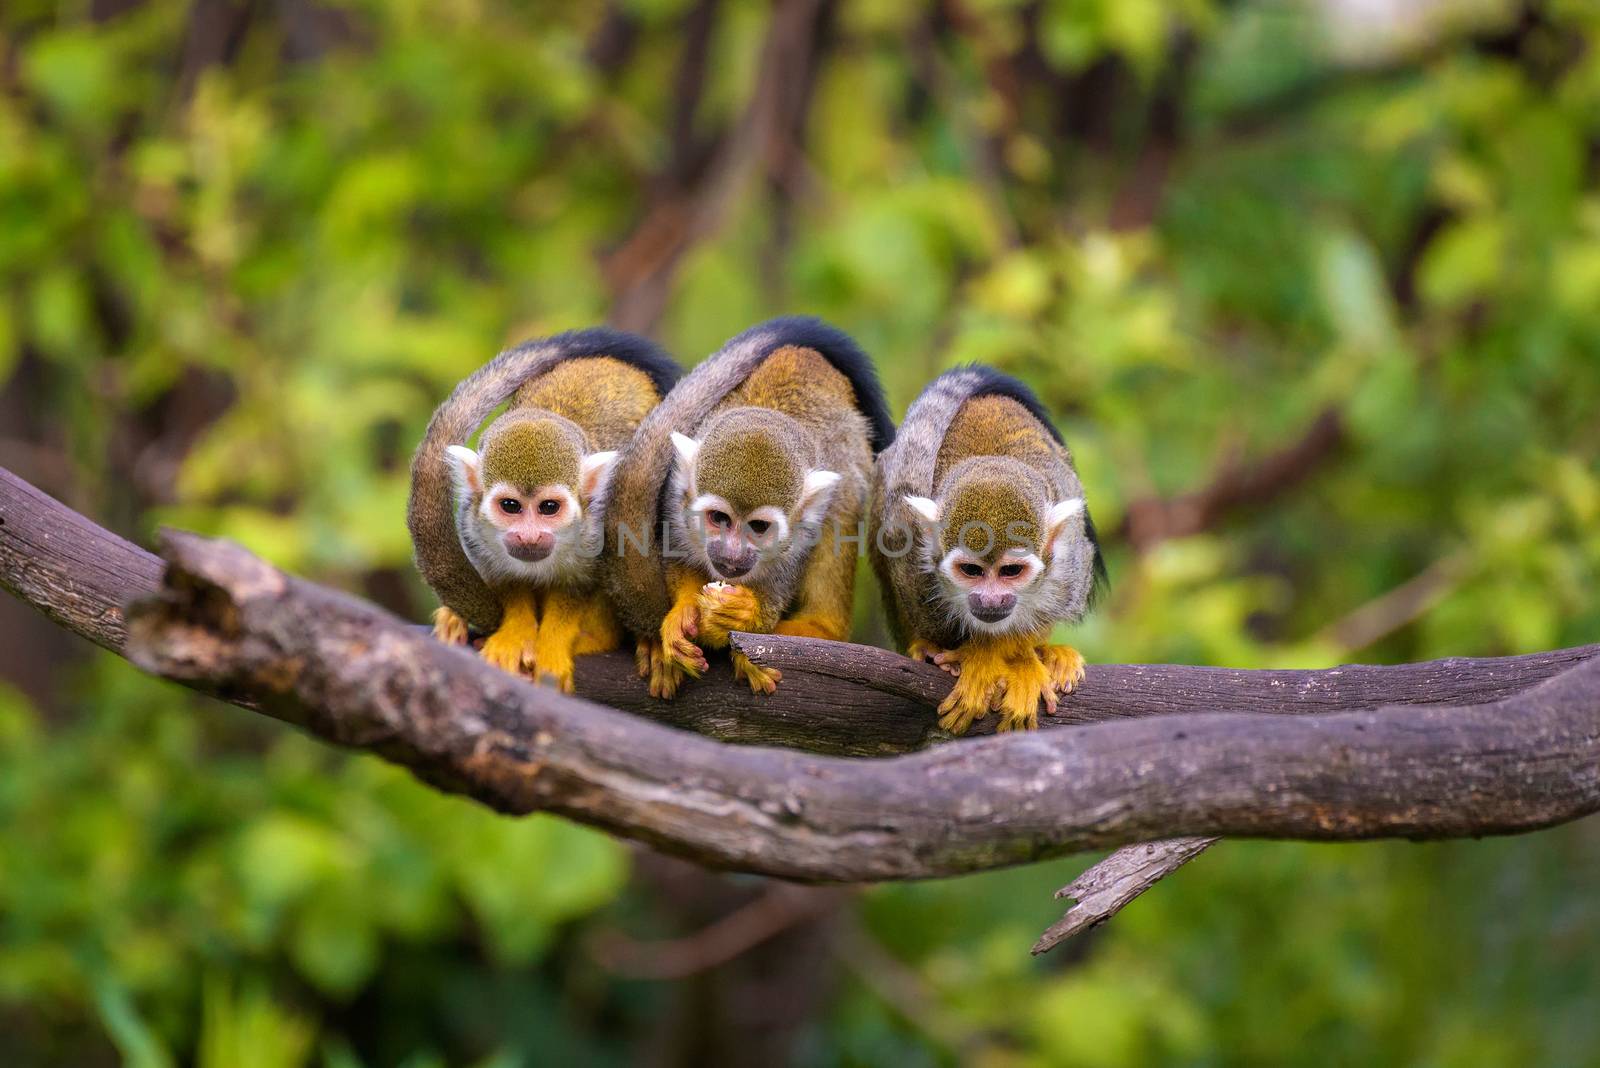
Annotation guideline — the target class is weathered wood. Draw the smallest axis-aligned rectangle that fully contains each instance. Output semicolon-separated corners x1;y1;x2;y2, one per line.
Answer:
1032;837;1219;955
108;529;1600;881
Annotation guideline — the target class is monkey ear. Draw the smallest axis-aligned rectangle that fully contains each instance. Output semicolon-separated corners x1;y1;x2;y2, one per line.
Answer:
670;432;701;496
799;470;842;522
578;450;618;500
902;495;940;524
445;445;483;497
670;432;701;468
1044;498;1085;547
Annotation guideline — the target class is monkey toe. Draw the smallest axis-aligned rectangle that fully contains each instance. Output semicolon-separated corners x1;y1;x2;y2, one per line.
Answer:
432;606;471;646
732;653;781;695
650;657;686;700
536;668;576;694
1039;644;1087;698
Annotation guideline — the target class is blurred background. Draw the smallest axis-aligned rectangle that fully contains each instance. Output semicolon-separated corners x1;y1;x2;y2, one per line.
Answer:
2;0;1599;1064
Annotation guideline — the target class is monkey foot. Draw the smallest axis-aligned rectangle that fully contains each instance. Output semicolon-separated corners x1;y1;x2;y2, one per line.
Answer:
432;606;471;646
697;582;762;648
732;651;782;695
935;641;1056;734
533;654;576;694
908;638;957;675
480;624;537;677
991;653;1058;732
637;637;688;699
1039;644;1086;697
935;644;1008;735
659;599;707;687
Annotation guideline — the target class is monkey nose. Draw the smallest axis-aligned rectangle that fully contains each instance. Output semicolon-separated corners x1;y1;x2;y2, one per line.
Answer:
707;547;753;579
710;558;752;579
505;533;553;562
969;593;1016;623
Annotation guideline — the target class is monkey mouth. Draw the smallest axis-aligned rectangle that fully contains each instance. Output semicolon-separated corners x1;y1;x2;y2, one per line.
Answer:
506;543;553;563
969;605;1013;624
708;559;753;580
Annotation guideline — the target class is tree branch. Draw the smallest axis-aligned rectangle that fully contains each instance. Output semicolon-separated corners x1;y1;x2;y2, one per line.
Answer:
4;465;1600;946
1031;836;1218;955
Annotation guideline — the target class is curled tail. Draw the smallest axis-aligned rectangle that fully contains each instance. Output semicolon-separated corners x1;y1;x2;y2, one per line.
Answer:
409;328;679;633
603;316;894;637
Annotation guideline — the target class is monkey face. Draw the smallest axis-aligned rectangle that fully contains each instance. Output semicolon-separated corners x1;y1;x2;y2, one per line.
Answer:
937;547;1044;630
445;443;616;583
670;429;840;584
686;495;789;580
904;489;1085;637
481;482;579;564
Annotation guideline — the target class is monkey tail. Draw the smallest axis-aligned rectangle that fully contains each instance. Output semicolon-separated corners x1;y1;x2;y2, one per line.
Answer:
408;328;680;634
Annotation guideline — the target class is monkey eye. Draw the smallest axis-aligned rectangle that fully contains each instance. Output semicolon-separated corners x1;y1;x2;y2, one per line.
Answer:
538;499;561;516
499;498;522;515
707;510;732;529
998;563;1025;578
747;519;771;535
958;562;985;578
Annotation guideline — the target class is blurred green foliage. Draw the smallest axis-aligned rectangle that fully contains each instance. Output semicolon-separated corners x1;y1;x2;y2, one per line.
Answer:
2;0;1599;1064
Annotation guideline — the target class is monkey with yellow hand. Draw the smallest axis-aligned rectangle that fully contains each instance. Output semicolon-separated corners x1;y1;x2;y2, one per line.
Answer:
603;317;894;698
408;329;681;690
870;367;1105;733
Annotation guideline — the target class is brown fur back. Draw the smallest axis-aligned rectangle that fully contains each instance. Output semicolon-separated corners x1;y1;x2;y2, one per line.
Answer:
513;357;661;452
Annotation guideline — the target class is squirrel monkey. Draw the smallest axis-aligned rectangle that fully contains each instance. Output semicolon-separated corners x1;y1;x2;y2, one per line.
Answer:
870;367;1105;733
603;317;895;698
407;329;682;689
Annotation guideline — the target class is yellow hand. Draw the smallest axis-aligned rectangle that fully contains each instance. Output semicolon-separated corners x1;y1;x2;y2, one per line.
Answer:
656;570;707;696
992;652;1057;732
638;636;687;700
696;582;764;649
479;591;538;677
934;635;1055;734
531;591;585;693
907;637;954;673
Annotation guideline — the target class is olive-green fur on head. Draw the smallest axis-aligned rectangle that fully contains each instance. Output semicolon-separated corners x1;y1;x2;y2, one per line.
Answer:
692;408;808;515
937;457;1045;559
479;410;586;492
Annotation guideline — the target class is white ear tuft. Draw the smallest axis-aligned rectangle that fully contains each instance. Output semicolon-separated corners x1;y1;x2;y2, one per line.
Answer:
579;450;618;499
445;445;482;496
670;432;701;468
804;470;842;496
798;469;842;521
902;495;940;524
1044;497;1085;546
1047;498;1084;526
